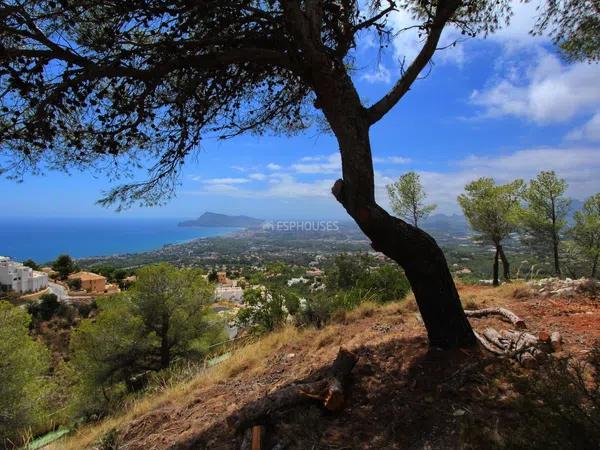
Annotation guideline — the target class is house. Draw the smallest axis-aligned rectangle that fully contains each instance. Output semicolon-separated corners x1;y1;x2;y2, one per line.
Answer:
287;277;308;286
68;271;107;293
217;271;234;286
214;286;244;303
0;256;49;294
305;268;324;277
40;266;58;277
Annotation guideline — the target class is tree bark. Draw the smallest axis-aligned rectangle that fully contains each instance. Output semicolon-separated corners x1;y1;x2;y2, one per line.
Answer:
552;237;561;277
498;244;510;281
551;197;561;277
591;253;599;279
160;313;170;369
309;65;475;349
493;246;500;287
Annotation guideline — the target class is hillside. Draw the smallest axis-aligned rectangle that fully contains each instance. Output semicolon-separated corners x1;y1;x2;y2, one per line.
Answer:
178;212;265;228
53;282;600;450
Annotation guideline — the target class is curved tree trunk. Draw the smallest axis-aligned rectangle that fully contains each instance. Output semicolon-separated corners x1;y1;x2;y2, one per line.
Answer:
311;67;476;349
493;246;500;287
498;244;510;281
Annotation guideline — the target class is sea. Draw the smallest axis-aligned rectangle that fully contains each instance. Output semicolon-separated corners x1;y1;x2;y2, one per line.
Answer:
0;217;238;264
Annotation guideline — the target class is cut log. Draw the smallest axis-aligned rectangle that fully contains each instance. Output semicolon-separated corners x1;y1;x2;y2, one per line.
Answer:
227;348;358;431
513;332;539;352
465;307;526;330
476;327;546;368
516;350;539;369
537;331;550;343
474;331;505;355
550;331;562;352
483;327;508;350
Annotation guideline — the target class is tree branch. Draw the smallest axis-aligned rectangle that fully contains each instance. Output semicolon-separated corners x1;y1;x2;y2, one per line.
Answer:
366;0;461;125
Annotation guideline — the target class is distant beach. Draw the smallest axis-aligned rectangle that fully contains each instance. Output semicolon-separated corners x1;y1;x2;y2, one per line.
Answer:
0;217;238;263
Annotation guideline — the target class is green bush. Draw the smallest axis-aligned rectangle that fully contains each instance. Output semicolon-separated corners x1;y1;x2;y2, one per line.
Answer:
69;264;225;418
236;287;287;334
67;277;82;290
0;301;50;447
28;293;60;322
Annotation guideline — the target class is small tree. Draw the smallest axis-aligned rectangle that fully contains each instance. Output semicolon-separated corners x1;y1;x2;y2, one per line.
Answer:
52;254;76;280
571;193;600;278
22;259;40;271
236;287;288;334
0;301;50;445
67;277;82;291
521;171;571;277
129;263;223;369
70;264;224;410
28;292;60;322
386;172;437;228
458;178;523;286
327;253;372;291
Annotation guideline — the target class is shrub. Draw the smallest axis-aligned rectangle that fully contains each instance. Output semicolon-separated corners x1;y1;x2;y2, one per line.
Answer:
236;287;287;334
67;277;82;290
28;293;60;322
356;265;411;303
506;342;600;449
0;301;50;446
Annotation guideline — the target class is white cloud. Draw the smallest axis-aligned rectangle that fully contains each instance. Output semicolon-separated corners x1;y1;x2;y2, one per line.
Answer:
186;174;335;200
488;0;546;48
201;183;242;194
291;153;341;174
567;113;600;143
267;163;281;170
470;50;600;124
387;9;465;67
201;177;249;184
300;155;325;162
373;156;411;164
431;148;600;213
248;172;267;181
361;64;392;84
187;147;600;215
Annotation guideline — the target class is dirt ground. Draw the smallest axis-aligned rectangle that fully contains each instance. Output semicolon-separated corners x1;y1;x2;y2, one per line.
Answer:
72;282;600;450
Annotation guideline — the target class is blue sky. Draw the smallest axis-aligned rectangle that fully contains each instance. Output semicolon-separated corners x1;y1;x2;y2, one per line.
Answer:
1;1;599;220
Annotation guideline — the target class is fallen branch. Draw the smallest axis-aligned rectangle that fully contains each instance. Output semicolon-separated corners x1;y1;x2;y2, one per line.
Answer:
227;347;358;431
465;307;526;330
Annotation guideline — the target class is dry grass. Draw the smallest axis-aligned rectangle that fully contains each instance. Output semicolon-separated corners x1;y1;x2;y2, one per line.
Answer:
345;301;378;321
49;326;305;450
49;285;526;450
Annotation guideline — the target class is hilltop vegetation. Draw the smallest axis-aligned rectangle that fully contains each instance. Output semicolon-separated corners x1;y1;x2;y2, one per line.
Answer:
178;212;265;228
48;282;600;450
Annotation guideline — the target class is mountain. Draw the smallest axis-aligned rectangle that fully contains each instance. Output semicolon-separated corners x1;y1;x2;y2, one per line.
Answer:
421;213;470;235
178;212;264;228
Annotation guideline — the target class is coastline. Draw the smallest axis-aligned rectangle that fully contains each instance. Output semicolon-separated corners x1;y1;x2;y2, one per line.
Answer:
0;217;242;263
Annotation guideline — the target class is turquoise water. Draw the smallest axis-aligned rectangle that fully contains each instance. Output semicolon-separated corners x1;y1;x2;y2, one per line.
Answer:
0;217;237;264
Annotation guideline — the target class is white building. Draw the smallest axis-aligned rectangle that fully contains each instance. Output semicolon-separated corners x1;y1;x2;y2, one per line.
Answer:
0;256;49;294
214;286;244;303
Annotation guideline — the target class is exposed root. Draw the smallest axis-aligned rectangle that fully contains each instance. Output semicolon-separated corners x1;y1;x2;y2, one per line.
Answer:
465;307;526;330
